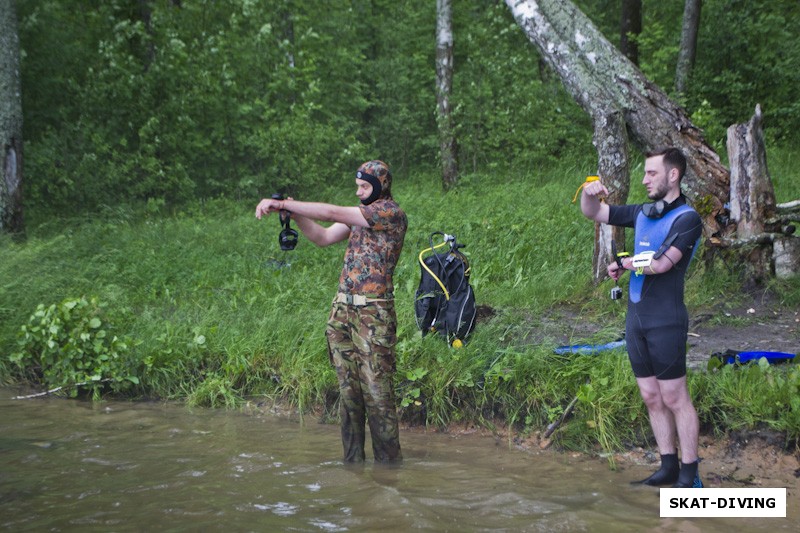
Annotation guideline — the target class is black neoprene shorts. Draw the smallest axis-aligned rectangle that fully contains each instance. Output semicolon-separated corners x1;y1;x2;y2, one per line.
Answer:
625;309;688;380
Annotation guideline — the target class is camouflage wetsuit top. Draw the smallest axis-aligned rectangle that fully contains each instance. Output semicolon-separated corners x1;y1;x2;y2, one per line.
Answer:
337;199;407;297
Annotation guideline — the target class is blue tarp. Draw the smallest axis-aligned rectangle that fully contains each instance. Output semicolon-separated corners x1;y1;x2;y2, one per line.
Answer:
553;339;626;355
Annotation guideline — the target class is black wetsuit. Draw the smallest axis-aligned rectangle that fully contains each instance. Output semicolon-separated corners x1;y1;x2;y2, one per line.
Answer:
608;196;703;380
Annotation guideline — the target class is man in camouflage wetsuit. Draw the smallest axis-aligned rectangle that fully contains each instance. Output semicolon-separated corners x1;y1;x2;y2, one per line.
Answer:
255;160;407;463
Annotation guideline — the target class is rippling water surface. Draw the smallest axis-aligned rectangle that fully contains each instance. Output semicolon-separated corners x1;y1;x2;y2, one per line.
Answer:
1;389;793;531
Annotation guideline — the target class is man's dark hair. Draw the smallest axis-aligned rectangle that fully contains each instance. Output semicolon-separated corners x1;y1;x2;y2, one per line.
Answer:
646;147;687;181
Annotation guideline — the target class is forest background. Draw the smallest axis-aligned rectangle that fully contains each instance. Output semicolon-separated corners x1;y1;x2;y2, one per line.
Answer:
2;0;800;455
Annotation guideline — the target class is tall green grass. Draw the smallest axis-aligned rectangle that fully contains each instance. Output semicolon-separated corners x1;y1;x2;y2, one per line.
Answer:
2;150;799;452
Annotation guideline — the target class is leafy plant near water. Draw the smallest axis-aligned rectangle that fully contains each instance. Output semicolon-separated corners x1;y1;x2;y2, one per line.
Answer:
9;297;137;400
693;358;800;444
399;366;428;409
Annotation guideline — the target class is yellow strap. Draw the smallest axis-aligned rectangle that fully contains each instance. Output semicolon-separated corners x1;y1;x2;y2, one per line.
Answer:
571;175;600;203
418;240;451;300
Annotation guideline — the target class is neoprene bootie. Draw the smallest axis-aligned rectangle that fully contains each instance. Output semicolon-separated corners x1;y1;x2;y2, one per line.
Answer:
631;452;679;486
671;460;703;488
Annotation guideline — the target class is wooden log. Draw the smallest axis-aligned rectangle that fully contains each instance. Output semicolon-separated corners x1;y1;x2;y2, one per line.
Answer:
774;237;800;279
504;0;730;239
725;105;779;282
714;232;785;247
726;105;777;238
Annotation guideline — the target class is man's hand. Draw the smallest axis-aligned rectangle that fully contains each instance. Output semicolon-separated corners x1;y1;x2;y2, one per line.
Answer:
582;179;609;199
255;197;293;219
580;178;611;223
607;258;628;281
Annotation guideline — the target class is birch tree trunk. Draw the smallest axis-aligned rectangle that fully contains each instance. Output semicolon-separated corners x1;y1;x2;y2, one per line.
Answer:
591;108;630;278
675;0;702;96
1;0;24;236
436;0;459;189
504;0;729;279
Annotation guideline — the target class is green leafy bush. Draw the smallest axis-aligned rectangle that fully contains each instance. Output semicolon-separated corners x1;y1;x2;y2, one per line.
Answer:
694;358;800;444
9;297;138;399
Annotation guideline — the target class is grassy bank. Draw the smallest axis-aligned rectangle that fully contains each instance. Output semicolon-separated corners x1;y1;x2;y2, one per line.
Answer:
2;153;800;454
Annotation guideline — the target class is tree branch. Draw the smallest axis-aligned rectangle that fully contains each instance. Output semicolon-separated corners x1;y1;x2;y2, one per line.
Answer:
11;379;111;400
709;233;791;248
777;200;800;211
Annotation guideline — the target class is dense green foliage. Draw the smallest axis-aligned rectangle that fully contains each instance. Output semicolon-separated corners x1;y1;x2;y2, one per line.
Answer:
577;0;800;151
2;159;799;452
17;1;800;215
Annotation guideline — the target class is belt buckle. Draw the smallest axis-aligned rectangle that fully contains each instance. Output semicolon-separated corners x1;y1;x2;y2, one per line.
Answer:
338;293;356;305
338;293;368;306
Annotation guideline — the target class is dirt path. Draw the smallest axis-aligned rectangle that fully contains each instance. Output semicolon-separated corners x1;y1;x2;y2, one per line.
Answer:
686;299;799;370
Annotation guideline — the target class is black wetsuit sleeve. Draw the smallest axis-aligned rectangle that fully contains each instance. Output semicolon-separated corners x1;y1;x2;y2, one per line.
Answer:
607;204;639;228
668;212;703;257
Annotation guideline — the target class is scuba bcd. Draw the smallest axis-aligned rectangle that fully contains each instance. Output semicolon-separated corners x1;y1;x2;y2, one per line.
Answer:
414;232;476;347
271;193;298;251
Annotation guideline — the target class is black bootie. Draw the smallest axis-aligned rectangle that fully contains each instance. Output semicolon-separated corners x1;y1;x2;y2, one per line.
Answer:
631;452;679;486
672;460;703;488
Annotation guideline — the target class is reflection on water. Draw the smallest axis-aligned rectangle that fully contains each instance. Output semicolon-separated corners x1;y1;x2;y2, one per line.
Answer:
0;389;793;532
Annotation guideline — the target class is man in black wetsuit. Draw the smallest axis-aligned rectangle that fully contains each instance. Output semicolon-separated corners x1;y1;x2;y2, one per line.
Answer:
580;147;704;488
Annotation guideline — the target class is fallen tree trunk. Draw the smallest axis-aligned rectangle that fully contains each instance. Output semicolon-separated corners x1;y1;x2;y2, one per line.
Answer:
716;233;789;247
774;202;800;224
504;0;730;236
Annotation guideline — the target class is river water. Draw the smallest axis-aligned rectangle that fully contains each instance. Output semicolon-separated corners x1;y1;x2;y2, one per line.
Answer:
1;389;794;532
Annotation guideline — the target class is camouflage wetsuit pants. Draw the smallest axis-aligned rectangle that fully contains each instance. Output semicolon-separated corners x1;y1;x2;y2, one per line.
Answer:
326;299;402;462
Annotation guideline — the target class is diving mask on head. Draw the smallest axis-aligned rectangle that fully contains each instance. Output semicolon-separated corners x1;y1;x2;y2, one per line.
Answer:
642;200;667;219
